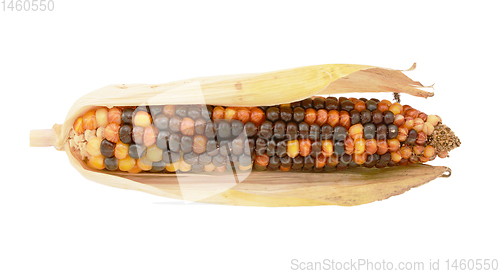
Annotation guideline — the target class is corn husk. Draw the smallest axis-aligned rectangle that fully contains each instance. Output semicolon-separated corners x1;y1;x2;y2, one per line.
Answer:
30;63;445;206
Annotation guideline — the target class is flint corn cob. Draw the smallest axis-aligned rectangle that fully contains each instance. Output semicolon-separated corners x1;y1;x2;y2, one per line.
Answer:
69;96;460;174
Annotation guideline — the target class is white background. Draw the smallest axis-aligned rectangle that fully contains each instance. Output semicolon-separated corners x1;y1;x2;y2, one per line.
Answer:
1;1;498;273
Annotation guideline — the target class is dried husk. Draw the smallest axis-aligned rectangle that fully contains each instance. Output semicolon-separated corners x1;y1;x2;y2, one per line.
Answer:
31;63;445;206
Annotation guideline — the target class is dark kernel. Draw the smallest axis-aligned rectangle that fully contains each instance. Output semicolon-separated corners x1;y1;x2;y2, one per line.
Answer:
292;156;304;170
154;114;169;130
266;107;280;122
118;124;133;144
104;157;119;171
273;120;286;139
121;108;134;125
387;124;399;139
183;152;199;165
406;129;418;145
194;118;206;135
201;105;213;121
311;140;322;157
206;140;218;156
340;154;352;164
180;136;193;153
321;124;333;140
293;107;305;123
150;161;166;172
376;124;388;140
372;110;383;124
325;97;339;111
231;120;244;137
217;120;231;139
276;140;287;158
239;154;252;166
258;121;273;140
100;139;116;158
334;141;345;156
266;139;276;156
191;164;204;173
363;123;376;139
244;138;254;155
156;131;169;150
212;154;226;167
168;133;181;152
219;140;231;156
298;122;309;139
290;101;301;108
205;122;217;139
280;106;293;122
340;100;354;112
309;123;320;141
169;115;182;132
301;98;313;109
333;126;347;141
383;110;395;124
231;137;244;155
280;155;292;168
199;152;212;165
128;144;146;159
243;122;257;138
187;105;201;120
313;97;325;110
255;138;267;156
149;105;164;117
360;109;372;124
350;110;361;125
175;105;188;117
366;100;378;111
286;122;298;140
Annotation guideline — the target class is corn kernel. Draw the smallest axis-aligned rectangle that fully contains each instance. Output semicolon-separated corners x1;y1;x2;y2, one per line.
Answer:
88;155;105;170
423;145;435;158
73;117;84;135
287;140;300;158
133;111;152;127
345;136;354;155
365;139;377;155
114;141;129;159
104;123;120;143
146;145;163;162
422;122;434;136
86;137;102;157
353;153;367;165
377;140;388;155
119;156;136;172
128;164;142;173
224;107;238;120
322;140;334;157
389;103;402;115
327;110;340;127
400;146;412;159
137;156;152;171
108;107;122;124
391;151;402;162
427;115;440;126
299;139;311;157
349;124;364;140
83;110;97;130
95;108;109;127
413;118;424;132
387;139;400;153
354;138;365;154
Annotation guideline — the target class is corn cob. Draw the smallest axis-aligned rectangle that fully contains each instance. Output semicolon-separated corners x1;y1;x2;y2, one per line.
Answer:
69;96;460;174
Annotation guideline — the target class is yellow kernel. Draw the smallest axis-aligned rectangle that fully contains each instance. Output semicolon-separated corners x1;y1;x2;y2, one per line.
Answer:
166;161;180;172
427;115;440;126
88;155;105;170
413;118;424;132
137;156;152;171
133;111;152;127
391;151;402;162
95;108;109;127
179;160;192;172
86;137;102;157
354;138;365;154
114;141;129;160
204;163;216;172
73;117;84;135
128;164;142;173
348;124;364;140
238;163;253;171
422;122;434;136
118;156;136;171
287;140;300;158
146;145;163;162
389;103;402;115
423;145;435;158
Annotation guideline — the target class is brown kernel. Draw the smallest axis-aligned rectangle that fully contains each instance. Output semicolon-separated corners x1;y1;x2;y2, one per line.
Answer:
255;154;269;167
315;153;327;169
